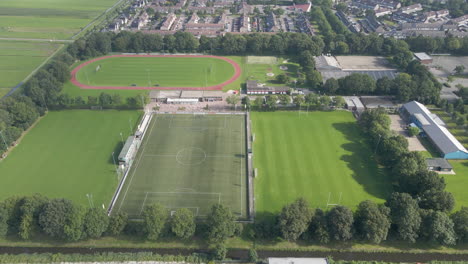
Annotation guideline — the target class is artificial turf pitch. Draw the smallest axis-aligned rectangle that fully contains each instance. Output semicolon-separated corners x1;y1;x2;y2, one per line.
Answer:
113;114;248;219
75;56;235;88
0;110;141;207
251;111;391;214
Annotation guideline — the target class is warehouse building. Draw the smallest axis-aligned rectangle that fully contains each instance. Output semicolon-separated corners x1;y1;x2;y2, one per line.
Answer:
401;101;468;159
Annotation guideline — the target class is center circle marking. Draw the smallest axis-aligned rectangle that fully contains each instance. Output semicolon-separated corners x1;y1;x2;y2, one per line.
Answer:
176;147;207;166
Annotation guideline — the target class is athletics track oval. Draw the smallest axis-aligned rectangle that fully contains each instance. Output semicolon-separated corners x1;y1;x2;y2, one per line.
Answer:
70;55;242;91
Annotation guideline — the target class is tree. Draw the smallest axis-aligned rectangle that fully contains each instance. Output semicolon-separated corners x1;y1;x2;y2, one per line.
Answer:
293;95;305;107
451;207;468;243
0;205;8;238
278;94;290;106
386;193;421;243
212;243;227;260
326;205;354;241
419;190;455;212
242;96;251;110
276;74;290;84
83;208;109;239
248;248;258;262
420;210;456;245
454;65;466;75
333;96;345;108
338;73;376;95
171;208;196;239
141;203;168;240
323;78;339;94
278;198;312;241
265;95;278;110
408;126;420;137
99;93;112;106
107;211;128;236
354;200;391;244
17;194;48;240
307;208;329;244
226;95;240;109
38;199;84;241
206;204;237;244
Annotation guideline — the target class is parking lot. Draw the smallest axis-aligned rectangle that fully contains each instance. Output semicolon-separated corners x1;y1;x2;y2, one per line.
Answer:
389;115;427;152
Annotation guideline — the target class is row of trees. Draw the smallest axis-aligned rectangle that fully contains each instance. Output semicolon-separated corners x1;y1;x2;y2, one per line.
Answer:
320;60;442;104
259;197;468;246
0;195;239;246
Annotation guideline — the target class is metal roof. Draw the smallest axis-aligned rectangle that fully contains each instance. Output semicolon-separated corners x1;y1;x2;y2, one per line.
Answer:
414;52;432;61
426;158;453;169
402;101;468;155
118;136;135;161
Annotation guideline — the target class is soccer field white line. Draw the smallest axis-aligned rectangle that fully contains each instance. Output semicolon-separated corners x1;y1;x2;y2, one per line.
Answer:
117;115;159;213
143;154;236;158
168;115;228;130
240;116;244;217
139;191;222;216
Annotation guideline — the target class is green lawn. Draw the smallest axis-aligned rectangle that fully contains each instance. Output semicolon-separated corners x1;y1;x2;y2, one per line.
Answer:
0;40;60;90
0;110;141;208
244;57;300;87
76;56;236;88
251;111;391;214
0;0;120;39
113;114;247;219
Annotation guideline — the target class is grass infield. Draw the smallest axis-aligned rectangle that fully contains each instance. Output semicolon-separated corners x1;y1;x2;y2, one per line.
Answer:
252;111;391;214
0;110;141;207
113;114;248;219
73;55;239;90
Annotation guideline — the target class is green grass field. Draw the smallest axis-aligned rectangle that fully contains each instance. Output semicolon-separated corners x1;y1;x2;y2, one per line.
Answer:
0;40;60;90
0;110;141;207
76;56;236;88
244;56;300;87
0;0;120;39
252;111;391;214
113;114;248;219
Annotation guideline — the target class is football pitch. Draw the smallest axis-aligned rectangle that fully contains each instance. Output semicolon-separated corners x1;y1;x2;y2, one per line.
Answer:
113;114;248;219
74;56;237;88
252;111;391;214
0;110;141;207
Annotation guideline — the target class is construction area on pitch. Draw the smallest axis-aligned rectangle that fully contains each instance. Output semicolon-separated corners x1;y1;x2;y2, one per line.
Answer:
112;113;249;219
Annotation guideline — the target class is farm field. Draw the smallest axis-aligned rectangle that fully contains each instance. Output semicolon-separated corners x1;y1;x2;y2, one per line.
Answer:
251;111;391;214
113;114;248;219
0;40;60;91
0;110;141;207
0;0;120;39
75;56;237;88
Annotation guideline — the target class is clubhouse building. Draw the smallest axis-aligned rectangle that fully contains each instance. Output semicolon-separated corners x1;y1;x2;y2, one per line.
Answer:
401;101;468;159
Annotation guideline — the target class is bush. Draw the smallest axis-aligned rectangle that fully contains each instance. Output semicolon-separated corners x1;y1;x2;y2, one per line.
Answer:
408;126;420;137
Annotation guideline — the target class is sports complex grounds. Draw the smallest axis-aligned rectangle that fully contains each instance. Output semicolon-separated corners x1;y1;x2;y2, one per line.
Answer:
111;113;249;219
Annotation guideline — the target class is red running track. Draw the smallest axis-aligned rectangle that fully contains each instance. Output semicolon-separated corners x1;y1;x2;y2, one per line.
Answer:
70;54;242;91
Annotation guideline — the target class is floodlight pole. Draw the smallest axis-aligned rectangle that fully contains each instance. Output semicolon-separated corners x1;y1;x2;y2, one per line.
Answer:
0;130;8;150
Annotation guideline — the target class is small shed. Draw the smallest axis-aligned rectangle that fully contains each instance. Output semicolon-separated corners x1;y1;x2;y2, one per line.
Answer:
344;96;365;112
426;158;453;172
414;52;433;64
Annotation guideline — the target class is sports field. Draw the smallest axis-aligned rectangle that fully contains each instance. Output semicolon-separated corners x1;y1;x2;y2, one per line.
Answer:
244;56;300;87
252;111;391;213
0;0;120;39
73;55;239;90
0;40;60;92
0;110;141;207
113;114;248;219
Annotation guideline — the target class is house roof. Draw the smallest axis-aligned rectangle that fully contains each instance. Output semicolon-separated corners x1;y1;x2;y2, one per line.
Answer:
402;101;468;155
426;158;453;169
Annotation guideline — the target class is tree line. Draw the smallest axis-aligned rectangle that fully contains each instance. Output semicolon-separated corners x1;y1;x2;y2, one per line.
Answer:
322;60;442;104
0;195;241;260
